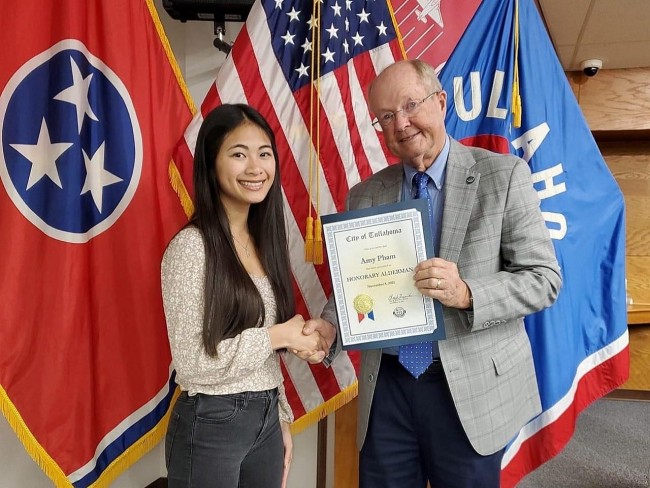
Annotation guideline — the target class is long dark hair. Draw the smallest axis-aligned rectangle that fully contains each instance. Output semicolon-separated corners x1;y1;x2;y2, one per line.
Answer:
190;104;295;356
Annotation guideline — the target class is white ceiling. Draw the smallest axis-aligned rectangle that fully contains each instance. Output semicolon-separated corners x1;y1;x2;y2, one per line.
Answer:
537;0;650;71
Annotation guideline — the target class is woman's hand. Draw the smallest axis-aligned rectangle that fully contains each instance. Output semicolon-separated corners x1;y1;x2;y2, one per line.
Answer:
280;421;293;488
268;314;321;353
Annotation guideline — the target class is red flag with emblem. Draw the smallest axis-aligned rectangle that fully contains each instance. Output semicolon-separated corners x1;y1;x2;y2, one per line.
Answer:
0;1;192;485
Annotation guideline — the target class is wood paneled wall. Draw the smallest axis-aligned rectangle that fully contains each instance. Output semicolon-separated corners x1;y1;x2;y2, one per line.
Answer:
568;68;650;132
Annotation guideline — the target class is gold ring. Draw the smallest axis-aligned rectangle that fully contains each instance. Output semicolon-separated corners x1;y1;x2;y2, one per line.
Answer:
435;278;441;290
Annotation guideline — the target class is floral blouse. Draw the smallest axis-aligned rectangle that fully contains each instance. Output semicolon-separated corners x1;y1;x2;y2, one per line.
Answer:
161;226;293;423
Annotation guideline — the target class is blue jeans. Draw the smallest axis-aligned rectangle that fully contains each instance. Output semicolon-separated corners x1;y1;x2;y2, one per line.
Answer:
166;389;283;488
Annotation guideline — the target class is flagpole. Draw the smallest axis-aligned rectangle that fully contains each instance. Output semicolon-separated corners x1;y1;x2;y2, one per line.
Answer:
316;417;327;488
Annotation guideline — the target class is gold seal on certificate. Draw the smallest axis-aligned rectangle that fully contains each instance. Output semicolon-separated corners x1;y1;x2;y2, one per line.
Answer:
353;294;374;314
321;199;446;350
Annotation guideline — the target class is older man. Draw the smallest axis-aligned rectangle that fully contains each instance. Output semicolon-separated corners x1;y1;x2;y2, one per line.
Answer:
305;59;561;488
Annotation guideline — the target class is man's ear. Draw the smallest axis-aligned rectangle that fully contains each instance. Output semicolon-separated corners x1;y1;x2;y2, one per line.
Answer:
438;90;447;115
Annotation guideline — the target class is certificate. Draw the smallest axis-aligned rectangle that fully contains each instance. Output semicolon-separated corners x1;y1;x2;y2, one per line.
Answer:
321;199;445;350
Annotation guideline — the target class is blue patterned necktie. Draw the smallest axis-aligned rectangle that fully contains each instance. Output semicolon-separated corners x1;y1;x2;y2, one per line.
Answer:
398;172;434;378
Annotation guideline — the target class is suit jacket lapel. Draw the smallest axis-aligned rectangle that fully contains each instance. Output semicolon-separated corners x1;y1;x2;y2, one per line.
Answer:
373;164;403;206
440;140;480;262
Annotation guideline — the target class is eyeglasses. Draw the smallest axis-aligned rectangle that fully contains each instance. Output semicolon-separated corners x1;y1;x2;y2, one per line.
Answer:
372;91;439;128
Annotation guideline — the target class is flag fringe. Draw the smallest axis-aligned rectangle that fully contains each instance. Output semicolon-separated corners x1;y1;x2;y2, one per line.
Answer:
385;0;408;59
0;384;180;488
151;0;196;222
289;382;358;435
88;388;180;488
169;159;195;218
144;0;196;115
0;385;70;487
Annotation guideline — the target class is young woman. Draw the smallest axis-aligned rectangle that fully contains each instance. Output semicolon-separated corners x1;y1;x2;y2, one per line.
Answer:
161;104;320;488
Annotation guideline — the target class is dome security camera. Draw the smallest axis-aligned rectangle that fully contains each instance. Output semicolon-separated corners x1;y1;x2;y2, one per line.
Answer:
581;59;603;77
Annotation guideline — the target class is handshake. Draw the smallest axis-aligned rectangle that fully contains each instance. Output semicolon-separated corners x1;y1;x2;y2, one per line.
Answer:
269;314;337;364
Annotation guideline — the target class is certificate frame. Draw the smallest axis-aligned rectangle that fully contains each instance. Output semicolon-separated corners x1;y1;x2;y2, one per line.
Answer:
321;199;446;350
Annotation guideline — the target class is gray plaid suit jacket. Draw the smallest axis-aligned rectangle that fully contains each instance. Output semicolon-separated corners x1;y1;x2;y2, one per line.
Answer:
323;138;562;456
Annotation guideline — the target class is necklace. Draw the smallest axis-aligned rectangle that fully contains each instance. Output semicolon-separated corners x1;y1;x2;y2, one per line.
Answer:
232;234;251;258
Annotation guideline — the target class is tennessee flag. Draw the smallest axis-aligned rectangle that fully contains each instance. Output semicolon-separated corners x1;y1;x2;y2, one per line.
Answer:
0;1;192;486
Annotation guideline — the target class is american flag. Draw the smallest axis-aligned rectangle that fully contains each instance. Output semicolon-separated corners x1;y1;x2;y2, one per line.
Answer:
172;0;406;427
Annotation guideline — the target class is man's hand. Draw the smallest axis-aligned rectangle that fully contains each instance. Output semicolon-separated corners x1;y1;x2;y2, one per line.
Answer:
304;318;337;349
414;257;472;309
269;314;321;352
290;318;337;364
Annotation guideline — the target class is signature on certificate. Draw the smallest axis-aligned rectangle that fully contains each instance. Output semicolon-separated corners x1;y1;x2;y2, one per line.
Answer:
388;292;417;304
